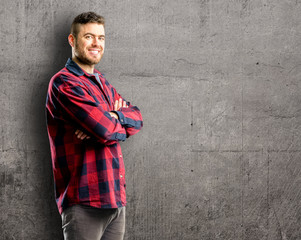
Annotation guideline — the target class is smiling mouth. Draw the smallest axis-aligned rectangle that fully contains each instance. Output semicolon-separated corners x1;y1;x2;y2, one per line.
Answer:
90;50;99;54
88;49;102;55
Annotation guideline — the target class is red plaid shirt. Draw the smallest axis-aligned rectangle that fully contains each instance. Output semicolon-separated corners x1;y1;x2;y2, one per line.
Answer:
46;58;143;214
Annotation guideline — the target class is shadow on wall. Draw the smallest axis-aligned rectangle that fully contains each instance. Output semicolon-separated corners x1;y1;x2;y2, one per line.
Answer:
29;16;72;240
51;21;72;71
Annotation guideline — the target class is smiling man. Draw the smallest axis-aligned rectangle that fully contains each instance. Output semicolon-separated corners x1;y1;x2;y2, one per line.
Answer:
46;12;143;240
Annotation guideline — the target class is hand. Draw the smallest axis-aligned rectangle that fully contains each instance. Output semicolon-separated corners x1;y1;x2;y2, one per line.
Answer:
75;129;90;140
109;98;128;120
109;112;118;119
114;98;128;111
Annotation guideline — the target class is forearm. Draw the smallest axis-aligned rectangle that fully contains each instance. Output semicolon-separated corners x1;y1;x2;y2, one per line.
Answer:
110;94;143;137
111;102;143;137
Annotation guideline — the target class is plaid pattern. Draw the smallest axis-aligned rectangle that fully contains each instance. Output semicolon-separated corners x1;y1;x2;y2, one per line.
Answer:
46;58;143;214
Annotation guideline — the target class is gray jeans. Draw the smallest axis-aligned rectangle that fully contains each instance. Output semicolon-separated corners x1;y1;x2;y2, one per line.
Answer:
61;205;125;240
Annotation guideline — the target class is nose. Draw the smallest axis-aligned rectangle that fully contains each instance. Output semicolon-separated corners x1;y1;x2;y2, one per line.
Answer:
92;37;100;46
90;37;104;51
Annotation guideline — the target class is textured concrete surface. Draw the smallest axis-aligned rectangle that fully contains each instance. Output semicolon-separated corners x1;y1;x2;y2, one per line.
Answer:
1;0;301;239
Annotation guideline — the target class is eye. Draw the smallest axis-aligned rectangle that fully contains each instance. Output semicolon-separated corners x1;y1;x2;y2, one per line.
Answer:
85;35;92;39
99;37;105;41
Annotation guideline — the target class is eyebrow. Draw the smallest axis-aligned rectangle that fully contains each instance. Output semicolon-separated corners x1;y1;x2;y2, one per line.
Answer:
83;33;105;37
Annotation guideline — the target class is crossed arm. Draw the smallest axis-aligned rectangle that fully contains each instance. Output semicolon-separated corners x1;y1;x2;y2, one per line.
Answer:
75;98;128;140
48;74;142;145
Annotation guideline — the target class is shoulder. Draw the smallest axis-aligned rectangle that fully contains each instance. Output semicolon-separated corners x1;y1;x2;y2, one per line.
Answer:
50;68;83;88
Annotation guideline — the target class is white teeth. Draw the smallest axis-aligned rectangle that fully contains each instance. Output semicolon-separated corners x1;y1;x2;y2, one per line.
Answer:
90;51;98;54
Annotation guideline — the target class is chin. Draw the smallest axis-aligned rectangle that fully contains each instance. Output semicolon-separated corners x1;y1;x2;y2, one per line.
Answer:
88;55;102;64
79;57;101;66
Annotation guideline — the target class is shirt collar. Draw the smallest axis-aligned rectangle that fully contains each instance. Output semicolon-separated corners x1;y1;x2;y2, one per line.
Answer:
65;58;104;78
65;58;85;76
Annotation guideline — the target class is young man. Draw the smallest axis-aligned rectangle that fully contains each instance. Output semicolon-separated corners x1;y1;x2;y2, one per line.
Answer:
46;12;143;240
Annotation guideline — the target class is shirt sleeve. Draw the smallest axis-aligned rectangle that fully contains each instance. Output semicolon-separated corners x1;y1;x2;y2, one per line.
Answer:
49;74;127;145
110;86;143;137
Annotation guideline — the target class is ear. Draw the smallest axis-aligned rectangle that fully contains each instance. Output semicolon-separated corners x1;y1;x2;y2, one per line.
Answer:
68;34;75;47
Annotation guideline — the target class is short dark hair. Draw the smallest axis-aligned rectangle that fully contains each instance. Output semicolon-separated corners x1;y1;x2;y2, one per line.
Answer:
71;12;105;38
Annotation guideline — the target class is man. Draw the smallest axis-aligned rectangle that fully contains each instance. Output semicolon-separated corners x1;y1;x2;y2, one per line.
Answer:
46;12;143;240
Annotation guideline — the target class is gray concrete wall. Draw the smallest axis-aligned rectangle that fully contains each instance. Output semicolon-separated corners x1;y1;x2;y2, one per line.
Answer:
1;0;301;239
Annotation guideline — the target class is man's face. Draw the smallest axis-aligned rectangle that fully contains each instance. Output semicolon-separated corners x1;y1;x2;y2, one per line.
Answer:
71;23;105;66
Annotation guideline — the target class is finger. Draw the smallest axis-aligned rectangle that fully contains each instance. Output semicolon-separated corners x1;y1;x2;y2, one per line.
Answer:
109;112;118;119
123;101;127;108
86;136;91;139
118;98;122;110
81;134;87;140
77;131;84;139
114;100;118;111
75;130;82;137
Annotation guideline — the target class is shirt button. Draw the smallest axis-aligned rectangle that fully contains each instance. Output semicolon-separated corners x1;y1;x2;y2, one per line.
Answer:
120;155;122;158
120;175;123;178
121;119;124;122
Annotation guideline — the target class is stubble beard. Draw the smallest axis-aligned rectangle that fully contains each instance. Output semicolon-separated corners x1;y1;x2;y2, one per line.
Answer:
74;42;102;66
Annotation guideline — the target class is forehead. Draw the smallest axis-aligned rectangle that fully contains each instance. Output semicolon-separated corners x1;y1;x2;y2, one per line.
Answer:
77;23;105;36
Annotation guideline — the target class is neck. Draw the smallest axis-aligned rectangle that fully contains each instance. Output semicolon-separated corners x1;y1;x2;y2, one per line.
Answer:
72;57;95;74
